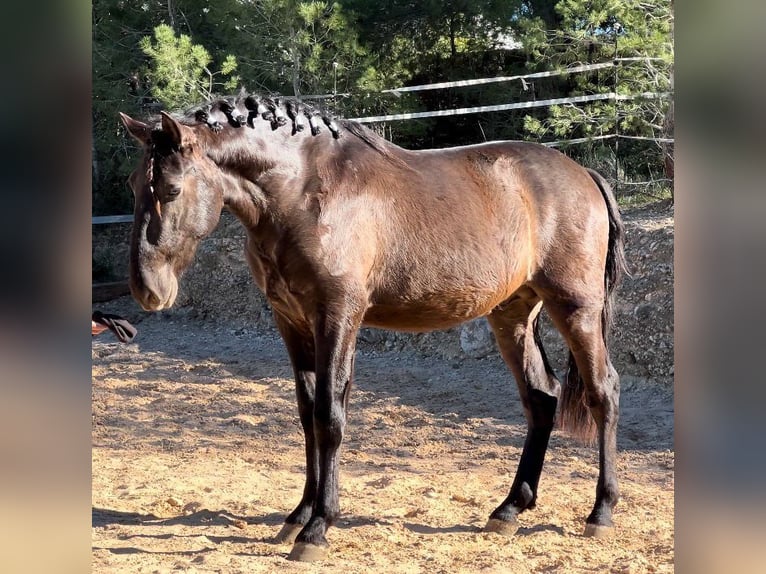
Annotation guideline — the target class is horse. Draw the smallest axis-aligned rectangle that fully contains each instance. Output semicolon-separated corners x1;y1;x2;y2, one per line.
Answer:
119;93;627;562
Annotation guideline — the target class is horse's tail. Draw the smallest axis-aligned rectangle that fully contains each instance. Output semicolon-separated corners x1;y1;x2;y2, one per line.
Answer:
558;168;628;443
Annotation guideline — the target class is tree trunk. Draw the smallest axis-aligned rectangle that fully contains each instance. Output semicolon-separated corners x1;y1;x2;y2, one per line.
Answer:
449;15;456;60
290;25;301;97
663;99;674;184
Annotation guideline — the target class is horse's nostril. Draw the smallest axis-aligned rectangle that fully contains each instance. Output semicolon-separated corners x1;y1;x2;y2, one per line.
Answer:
146;291;161;307
136;287;163;311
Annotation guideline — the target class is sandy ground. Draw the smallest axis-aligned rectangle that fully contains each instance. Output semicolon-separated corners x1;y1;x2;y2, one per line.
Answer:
92;307;673;573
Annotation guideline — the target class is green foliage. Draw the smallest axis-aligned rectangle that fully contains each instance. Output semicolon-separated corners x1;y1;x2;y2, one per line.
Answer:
92;0;159;215
140;24;239;109
91;0;247;215
205;0;368;99
342;0;527;144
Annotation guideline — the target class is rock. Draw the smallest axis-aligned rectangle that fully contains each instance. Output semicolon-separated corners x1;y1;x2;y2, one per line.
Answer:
182;501;202;514
359;328;385;344
459;319;495;358
633;302;655;321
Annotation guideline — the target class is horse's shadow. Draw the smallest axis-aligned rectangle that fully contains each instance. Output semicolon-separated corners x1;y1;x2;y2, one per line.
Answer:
93;506;283;552
93;506;389;546
94;505;529;557
93;546;216;556
403;522;479;535
515;523;566;536
401;522;565;537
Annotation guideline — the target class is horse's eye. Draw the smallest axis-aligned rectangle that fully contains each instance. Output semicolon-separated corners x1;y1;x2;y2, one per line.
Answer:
166;186;182;199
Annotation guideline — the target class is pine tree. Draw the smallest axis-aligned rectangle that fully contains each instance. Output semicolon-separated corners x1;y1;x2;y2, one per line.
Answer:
139;24;239;109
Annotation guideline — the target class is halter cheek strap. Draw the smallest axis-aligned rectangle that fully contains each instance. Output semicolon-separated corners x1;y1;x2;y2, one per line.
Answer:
146;148;162;218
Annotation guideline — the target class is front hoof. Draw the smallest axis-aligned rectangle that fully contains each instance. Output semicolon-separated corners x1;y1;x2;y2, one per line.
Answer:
484;517;518;537
287;541;329;562
275;523;303;544
583;523;614;538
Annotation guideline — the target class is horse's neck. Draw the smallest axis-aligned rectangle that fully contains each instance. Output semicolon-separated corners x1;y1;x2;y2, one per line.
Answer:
216;126;362;235
220;171;267;230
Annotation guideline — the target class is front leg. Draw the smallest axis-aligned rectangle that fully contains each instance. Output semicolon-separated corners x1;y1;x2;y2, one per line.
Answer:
288;301;364;562
273;314;318;544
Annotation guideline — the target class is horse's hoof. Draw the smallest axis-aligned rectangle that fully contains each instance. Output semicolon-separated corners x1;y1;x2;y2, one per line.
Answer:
287;542;329;562
583;523;614;538
484;517;518;536
275;523;303;544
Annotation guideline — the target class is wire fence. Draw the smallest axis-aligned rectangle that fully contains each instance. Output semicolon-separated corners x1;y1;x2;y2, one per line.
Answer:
304;59;673;200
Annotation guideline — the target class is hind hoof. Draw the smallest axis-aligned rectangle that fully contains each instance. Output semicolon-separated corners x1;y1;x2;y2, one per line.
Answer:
484;517;518;537
584;523;614;538
275;523;303;544
287;542;329;562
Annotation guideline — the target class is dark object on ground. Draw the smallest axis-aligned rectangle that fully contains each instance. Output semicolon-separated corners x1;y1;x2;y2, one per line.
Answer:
92;310;137;343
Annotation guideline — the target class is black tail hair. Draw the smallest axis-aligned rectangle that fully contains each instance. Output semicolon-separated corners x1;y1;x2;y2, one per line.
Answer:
558;169;628;443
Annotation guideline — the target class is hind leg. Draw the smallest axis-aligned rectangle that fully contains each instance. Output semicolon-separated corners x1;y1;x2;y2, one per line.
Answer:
484;288;561;535
546;301;620;537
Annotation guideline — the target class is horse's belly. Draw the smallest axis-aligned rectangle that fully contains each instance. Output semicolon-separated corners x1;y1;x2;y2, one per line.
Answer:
362;289;507;332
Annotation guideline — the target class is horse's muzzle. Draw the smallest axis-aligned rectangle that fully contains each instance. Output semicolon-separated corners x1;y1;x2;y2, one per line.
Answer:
130;267;179;311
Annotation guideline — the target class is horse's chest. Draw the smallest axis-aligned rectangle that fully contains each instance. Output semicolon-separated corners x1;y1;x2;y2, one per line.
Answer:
246;244;314;322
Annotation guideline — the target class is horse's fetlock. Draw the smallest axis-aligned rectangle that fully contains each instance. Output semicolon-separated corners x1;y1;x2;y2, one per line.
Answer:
295;517;329;546
511;481;535;510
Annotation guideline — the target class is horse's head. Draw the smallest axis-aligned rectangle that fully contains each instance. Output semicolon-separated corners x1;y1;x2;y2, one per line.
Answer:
119;111;225;311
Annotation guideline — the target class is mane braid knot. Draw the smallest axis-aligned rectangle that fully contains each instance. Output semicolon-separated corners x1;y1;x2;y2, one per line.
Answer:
323;116;341;139
145;145;159;204
307;113;322;136
286;100;305;133
220;97;246;127
272;99;289;127
194;105;223;133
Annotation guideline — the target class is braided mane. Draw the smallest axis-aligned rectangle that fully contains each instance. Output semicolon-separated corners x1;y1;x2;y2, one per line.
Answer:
156;92;397;157
177;94;343;138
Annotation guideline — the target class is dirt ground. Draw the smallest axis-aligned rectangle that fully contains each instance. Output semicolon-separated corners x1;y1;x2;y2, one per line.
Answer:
92;300;673;573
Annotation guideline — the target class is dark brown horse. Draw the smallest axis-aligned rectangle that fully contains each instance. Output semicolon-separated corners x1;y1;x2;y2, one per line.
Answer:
120;94;626;562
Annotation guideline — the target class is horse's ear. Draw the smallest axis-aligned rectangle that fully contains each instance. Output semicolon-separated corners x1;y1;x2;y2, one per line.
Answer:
160;111;195;149
119;113;151;146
